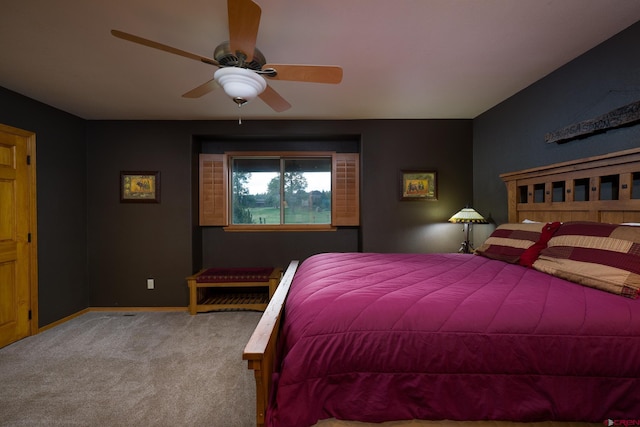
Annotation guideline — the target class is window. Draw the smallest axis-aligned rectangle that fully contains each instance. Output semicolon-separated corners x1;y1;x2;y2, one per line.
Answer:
231;156;332;225
199;151;359;230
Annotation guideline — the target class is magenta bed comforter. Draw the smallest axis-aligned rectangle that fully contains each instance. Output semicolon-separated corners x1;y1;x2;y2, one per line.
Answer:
267;252;640;427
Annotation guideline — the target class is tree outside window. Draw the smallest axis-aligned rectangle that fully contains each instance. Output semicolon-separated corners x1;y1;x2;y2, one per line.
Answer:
231;157;331;225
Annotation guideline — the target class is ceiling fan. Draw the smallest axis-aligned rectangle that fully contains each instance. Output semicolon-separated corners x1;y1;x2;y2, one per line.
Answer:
111;0;343;113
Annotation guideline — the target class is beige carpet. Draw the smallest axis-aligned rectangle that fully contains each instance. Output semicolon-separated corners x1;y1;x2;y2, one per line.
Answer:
0;310;262;427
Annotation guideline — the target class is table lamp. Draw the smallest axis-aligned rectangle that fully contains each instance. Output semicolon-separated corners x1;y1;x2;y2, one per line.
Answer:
448;207;488;253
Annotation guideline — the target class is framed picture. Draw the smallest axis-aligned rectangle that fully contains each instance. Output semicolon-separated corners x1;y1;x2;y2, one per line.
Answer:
401;170;437;201
120;171;160;203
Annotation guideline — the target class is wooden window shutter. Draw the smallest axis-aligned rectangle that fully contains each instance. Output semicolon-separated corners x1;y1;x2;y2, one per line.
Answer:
332;153;360;226
199;153;228;226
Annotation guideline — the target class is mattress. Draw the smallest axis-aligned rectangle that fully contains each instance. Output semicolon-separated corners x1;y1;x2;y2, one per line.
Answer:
267;253;640;427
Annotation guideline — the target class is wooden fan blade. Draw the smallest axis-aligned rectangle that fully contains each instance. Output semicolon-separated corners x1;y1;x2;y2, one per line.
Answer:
182;79;219;98
228;0;261;62
259;85;291;112
263;64;343;84
111;29;219;66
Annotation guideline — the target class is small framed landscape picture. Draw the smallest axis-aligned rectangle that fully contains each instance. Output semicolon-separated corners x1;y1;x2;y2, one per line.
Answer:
120;171;160;203
401;170;437;201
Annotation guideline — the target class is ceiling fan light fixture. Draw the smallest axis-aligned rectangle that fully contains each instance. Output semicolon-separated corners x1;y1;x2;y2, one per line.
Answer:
214;67;266;105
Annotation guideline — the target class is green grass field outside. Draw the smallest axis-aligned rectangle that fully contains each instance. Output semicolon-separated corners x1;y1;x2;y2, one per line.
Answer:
246;206;330;224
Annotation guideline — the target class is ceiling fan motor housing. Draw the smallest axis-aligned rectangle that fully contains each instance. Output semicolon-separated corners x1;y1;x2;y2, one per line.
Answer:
214;41;266;70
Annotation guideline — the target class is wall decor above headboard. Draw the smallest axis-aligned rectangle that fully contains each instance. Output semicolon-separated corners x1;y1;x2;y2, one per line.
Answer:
500;147;640;223
544;99;640;144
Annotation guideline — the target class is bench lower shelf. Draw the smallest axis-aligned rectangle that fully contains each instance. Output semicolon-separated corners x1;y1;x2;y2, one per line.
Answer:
196;291;269;312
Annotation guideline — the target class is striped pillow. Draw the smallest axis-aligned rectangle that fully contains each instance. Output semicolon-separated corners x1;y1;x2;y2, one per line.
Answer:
475;222;550;264
533;221;640;299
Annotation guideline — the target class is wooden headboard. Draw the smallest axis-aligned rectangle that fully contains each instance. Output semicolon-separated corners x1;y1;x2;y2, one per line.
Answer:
500;147;640;224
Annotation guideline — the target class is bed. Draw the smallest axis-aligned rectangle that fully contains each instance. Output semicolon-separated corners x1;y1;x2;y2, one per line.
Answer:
243;148;640;427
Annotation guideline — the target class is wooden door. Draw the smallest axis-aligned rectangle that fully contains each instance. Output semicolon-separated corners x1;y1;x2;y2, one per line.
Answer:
0;124;37;348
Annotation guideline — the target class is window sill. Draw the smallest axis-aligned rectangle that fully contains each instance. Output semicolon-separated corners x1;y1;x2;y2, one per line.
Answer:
223;224;337;232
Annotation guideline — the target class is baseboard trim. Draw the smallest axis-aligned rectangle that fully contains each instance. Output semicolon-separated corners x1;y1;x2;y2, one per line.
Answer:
89;307;188;313
38;308;91;333
38;307;188;333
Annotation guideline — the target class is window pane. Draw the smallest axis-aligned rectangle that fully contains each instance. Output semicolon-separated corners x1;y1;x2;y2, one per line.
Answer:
283;158;331;224
231;158;279;224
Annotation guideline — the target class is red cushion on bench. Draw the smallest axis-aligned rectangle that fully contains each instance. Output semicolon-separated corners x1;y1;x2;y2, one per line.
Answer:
195;267;274;283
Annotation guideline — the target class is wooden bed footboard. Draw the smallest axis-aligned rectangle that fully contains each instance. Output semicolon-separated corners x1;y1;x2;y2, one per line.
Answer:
243;260;299;427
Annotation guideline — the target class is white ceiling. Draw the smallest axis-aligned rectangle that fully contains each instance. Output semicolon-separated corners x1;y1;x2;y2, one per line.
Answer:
1;0;640;121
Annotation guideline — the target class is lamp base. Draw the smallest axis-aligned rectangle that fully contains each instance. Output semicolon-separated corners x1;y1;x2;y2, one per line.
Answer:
458;240;472;254
457;223;473;254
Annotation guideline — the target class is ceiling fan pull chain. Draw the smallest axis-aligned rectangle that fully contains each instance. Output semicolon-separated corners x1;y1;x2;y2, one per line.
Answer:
238;103;242;125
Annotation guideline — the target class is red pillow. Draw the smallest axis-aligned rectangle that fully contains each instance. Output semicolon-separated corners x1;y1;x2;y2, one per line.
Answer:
518;221;561;267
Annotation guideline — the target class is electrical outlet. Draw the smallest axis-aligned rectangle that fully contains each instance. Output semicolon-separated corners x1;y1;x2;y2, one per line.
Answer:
147;278;154;290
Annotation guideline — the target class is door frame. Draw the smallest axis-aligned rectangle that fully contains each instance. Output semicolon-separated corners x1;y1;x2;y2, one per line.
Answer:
0;123;38;334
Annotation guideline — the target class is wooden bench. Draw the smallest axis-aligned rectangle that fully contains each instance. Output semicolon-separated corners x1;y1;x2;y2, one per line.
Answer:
186;267;282;315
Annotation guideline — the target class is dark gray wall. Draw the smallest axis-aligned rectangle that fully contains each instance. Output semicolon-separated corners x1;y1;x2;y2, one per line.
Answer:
474;21;640;226
86;119;472;308
360;120;474;253
86;122;195;307
0;87;87;327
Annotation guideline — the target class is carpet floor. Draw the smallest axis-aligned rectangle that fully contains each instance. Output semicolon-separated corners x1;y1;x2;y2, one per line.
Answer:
0;310;262;427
